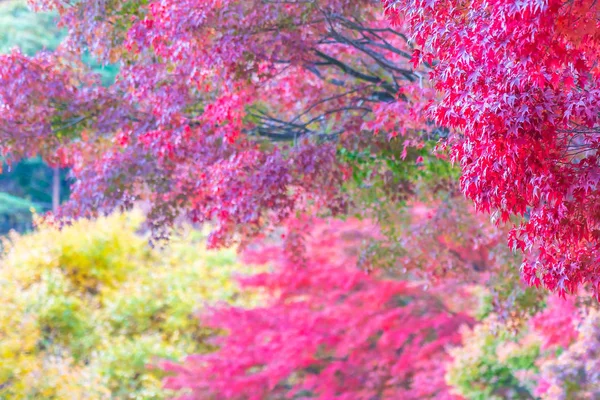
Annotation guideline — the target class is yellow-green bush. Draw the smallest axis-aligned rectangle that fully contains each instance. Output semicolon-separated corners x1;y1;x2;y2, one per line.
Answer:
445;319;541;400
0;212;255;399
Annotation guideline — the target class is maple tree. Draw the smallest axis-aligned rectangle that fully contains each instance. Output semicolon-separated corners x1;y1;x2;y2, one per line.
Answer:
6;0;600;300
382;0;600;295
160;217;472;400
0;0;444;249
0;0;529;305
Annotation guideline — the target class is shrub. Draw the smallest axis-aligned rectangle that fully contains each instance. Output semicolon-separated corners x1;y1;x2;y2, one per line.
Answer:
0;212;253;399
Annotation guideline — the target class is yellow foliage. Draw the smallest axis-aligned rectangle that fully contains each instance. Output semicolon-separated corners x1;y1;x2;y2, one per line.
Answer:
0;212;255;399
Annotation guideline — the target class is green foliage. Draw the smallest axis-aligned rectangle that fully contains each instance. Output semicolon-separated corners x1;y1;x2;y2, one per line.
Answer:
0;192;38;216
337;139;460;239
0;157;70;207
0;191;39;235
0;212;254;399
0;158;71;235
446;321;540;400
338;139;459;194
475;287;545;324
